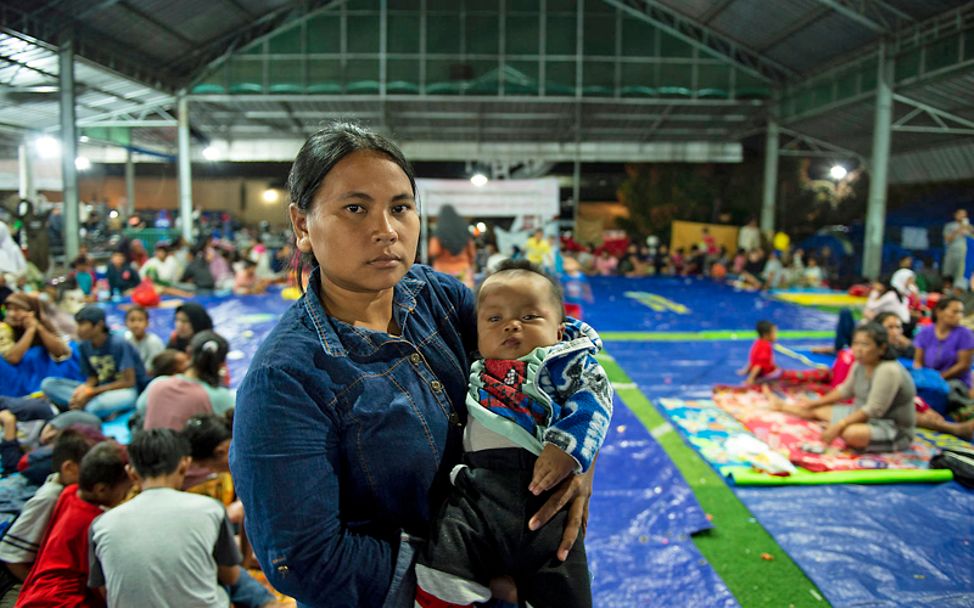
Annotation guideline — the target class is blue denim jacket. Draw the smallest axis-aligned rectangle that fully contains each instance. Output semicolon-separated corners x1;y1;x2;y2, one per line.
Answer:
230;264;476;608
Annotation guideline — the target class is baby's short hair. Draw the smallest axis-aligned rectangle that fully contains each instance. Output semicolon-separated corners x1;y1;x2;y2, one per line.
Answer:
480;259;564;319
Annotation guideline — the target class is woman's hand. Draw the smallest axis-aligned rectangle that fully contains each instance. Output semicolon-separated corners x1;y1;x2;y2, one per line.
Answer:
529;463;594;562
15;312;37;331
821;423;842;446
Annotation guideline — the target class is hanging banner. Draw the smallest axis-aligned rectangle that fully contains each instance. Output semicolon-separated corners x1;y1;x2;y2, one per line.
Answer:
415;178;560;218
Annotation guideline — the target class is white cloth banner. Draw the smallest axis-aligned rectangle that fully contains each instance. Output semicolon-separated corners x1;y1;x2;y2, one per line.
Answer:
415;178;560;218
901;226;929;250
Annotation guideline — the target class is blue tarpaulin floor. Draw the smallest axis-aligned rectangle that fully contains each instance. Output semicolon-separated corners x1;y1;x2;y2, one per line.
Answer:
95;275;973;607
587;276;974;608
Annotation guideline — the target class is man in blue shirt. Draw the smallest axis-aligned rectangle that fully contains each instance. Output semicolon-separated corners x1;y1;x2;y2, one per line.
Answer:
41;306;147;420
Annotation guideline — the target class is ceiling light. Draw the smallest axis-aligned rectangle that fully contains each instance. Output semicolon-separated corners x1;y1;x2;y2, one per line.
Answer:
262;188;279;203
202;145;220;161
470;173;488;187
75;156;92;172
829;164;847;180
35;135;61;158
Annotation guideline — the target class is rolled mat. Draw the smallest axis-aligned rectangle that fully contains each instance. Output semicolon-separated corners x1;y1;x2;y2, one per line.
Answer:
727;466;954;486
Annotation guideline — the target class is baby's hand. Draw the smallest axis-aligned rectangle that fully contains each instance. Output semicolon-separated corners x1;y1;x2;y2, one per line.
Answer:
529;444;577;496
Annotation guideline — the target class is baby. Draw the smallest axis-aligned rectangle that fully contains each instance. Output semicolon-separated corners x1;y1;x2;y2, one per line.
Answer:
415;259;612;608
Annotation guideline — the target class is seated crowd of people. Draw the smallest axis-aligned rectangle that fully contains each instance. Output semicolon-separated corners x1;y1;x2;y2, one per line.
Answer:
0;222;288;607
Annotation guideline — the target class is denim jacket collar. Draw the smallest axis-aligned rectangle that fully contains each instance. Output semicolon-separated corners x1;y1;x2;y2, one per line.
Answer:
301;265;425;358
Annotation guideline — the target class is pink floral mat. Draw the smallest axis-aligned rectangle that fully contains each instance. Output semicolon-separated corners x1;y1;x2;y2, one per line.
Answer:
711;386;968;472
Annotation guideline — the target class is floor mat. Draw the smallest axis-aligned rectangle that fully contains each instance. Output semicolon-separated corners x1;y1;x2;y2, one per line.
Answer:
714;387;971;473
736;482;974;608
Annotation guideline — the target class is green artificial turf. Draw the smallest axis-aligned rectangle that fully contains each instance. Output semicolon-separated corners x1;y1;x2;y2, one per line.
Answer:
599;330;833;342
599;353;829;608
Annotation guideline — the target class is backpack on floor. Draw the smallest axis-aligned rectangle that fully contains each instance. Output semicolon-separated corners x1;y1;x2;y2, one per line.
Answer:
930;445;974;488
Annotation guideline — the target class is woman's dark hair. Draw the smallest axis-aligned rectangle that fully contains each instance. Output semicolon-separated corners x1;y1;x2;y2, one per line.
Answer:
854;322;897;361
434;204;471;256
78;441;129;491
873;311;902;328
182;414;232;461
4;293;58;343
169;302;214;351
188;331;229;387
933;296;962;324
877;276;902;301
286;122;416;281
128;429;191;479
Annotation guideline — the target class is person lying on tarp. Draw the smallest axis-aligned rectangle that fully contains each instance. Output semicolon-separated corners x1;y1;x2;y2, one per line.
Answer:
771;322;916;452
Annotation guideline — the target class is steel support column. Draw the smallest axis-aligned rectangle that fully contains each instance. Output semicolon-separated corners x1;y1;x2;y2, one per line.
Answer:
125;146;136;218
59;36;80;261
177;95;193;244
863;43;893;279
760;114;779;236
18;142;34;202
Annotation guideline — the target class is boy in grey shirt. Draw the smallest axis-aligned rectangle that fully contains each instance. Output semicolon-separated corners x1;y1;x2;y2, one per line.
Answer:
88;429;242;607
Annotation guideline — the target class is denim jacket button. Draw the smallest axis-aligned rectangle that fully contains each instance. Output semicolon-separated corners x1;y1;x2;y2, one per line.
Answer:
430;380;443;392
409;353;422;365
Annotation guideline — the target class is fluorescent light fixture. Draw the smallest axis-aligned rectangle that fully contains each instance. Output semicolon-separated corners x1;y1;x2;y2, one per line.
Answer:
35;135;61;158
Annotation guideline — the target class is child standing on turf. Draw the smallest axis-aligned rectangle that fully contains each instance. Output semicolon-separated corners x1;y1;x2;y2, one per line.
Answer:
123;306;165;374
17;441;131;607
415;259;612;608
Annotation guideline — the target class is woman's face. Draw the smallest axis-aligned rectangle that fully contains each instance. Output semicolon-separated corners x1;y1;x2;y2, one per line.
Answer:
291;150;418;294
852;331;884;366
881;316;905;344
5;302;31;327
939;301;964;328
174;311;194;338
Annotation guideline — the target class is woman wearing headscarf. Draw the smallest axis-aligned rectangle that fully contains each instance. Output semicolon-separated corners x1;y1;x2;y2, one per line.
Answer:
0;222;27;280
166;302;214;352
428;204;476;288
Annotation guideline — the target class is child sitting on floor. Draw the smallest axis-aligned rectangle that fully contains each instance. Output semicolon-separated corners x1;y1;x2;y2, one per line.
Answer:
0;429;97;597
123;306;165;374
88;428;243;608
414;259;613;608
17;441;131;607
740;320;781;385
739;320;825;386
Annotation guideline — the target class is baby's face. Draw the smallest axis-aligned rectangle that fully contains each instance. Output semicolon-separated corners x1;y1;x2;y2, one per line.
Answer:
477;272;562;360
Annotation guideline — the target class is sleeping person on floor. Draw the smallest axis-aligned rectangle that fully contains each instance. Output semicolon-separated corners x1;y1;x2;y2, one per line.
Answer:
767;322;916;452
